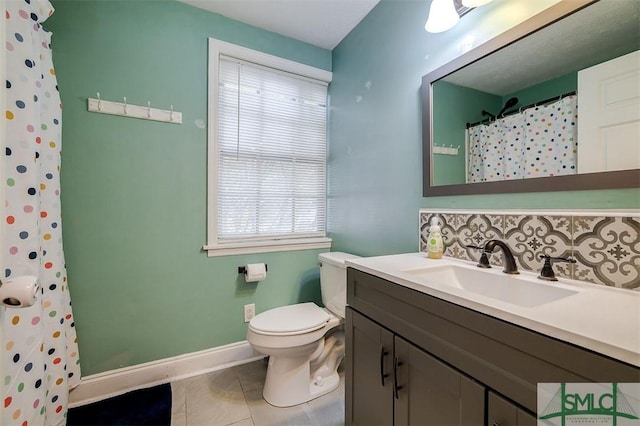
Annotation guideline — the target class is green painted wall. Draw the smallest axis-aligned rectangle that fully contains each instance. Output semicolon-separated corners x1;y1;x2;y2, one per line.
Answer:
432;81;500;185
328;0;639;258
505;71;577;108
47;0;331;375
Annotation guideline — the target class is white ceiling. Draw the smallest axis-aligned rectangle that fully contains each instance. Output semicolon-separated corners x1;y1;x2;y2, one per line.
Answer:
443;0;640;95
178;0;381;50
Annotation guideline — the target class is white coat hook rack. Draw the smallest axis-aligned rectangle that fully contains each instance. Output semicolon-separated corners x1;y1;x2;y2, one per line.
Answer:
432;144;460;156
87;93;182;124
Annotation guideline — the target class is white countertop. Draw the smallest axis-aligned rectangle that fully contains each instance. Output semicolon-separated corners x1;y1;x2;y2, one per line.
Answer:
346;252;640;367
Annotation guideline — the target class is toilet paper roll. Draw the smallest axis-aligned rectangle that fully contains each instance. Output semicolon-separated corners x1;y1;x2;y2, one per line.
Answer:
0;275;39;308
245;263;267;283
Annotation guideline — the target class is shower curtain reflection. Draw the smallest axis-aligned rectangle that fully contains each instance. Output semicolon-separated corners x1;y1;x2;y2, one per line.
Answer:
466;95;578;183
2;1;81;425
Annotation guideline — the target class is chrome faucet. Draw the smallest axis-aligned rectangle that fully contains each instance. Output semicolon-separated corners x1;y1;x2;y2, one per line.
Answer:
483;240;519;274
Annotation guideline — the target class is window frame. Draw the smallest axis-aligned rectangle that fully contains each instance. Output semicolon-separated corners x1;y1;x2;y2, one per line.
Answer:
204;39;333;257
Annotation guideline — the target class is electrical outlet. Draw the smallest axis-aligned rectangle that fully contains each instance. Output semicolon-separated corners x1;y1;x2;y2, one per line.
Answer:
244;303;255;323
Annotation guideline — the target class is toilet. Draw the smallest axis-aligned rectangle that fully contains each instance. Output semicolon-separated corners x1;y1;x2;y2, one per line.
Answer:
246;251;359;407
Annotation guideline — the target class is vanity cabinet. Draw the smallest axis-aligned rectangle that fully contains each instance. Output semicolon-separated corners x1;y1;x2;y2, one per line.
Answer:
488;392;536;426
346;308;484;425
345;268;639;425
346;308;393;424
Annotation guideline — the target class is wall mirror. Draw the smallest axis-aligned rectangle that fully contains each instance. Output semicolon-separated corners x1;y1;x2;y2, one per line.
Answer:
421;0;640;196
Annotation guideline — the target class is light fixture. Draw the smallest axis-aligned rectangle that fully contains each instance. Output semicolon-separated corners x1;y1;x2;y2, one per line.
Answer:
425;0;460;33
462;0;493;7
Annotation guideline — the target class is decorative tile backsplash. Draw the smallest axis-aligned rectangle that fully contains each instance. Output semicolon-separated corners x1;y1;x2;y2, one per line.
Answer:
419;210;639;291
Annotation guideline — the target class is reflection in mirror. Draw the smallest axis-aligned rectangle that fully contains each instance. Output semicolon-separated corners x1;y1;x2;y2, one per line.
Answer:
422;0;640;195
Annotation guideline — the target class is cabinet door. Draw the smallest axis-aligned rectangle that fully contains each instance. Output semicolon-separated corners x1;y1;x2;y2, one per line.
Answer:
394;337;484;426
488;391;537;426
346;307;394;426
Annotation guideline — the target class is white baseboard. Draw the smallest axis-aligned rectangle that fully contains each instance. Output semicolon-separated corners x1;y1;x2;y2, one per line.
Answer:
69;340;264;408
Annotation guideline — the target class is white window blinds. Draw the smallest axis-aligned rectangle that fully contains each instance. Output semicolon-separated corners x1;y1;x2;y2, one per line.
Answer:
216;56;328;243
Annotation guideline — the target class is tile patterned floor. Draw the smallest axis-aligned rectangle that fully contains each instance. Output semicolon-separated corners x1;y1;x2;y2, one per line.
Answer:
170;359;345;426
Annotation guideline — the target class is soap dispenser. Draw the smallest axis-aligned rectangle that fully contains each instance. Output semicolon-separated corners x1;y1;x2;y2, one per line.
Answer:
427;217;444;259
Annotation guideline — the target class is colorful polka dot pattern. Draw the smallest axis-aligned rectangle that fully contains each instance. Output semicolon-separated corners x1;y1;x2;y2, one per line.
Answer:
523;96;577;178
3;1;81;425
467;95;578;183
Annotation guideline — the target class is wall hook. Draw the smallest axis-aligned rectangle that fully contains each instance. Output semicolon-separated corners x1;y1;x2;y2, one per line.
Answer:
87;95;182;124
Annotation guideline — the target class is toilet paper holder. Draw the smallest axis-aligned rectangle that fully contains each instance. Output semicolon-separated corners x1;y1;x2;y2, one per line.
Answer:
0;275;40;308
238;265;268;274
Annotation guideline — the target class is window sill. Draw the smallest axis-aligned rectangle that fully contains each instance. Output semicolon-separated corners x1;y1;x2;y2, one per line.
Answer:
203;237;332;257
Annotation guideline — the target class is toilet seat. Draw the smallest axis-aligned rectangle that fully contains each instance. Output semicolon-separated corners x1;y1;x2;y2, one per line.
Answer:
249;302;331;336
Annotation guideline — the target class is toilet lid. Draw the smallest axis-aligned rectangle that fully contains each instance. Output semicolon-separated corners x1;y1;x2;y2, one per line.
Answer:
249;302;331;334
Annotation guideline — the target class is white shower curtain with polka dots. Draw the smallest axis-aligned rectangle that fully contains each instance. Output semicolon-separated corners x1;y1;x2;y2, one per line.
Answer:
466;95;578;183
2;1;81;425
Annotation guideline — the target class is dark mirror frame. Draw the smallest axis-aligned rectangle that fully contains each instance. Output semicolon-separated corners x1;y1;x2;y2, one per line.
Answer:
421;0;640;197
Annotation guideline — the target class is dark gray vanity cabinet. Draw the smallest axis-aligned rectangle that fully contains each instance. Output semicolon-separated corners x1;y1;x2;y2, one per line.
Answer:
345;307;394;425
345;267;640;426
488;392;536;426
395;336;485;425
346;308;484;425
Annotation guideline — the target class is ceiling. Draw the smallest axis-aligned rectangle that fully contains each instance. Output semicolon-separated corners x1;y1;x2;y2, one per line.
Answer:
442;0;640;95
178;0;381;50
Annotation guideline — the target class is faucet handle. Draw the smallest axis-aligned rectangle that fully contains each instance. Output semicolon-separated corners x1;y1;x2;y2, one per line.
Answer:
466;244;491;269
538;254;577;281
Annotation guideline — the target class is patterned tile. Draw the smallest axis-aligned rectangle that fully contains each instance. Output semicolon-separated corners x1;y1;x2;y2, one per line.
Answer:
444;213;471;261
418;210;637;291
455;214;504;266
572;216;640;289
419;212;455;254
503;215;573;278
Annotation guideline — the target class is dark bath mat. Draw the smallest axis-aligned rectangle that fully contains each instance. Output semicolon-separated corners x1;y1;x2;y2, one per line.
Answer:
67;382;171;426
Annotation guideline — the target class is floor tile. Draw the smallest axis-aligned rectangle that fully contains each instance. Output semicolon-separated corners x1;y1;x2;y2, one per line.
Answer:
171;380;187;426
227;418;255;426
244;386;316;426
234;359;268;393
171;359;345;426
184;368;252;426
304;371;345;426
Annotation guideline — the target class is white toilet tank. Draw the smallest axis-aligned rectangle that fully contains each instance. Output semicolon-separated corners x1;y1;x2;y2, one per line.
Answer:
318;252;360;319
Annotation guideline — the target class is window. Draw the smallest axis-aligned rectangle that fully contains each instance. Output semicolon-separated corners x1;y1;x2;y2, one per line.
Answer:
205;39;332;256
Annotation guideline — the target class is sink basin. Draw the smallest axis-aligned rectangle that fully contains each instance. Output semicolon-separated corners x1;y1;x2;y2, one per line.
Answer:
402;265;579;308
